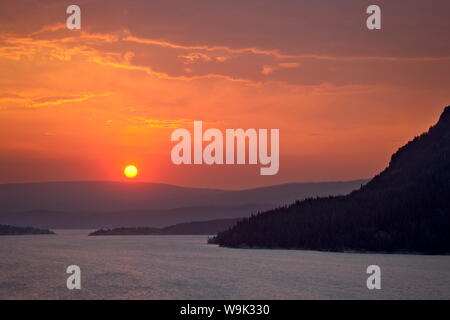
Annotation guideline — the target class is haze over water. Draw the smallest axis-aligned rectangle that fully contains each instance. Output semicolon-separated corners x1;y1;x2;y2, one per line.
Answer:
0;230;449;300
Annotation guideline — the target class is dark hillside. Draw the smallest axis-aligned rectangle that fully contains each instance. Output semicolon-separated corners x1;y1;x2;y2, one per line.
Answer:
210;106;450;254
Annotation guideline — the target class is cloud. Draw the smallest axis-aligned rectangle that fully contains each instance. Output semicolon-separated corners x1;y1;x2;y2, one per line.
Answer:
1;22;450;91
0;93;25;100
261;65;275;76
0;92;110;110
279;62;301;68
122;33;450;63
179;52;213;64
123;34;292;59
261;62;302;75
29;94;97;108
129;118;195;128
29;23;66;36
105;117;199;129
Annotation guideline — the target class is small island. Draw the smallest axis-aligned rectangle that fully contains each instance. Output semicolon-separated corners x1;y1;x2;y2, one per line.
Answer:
89;218;240;236
0;224;55;236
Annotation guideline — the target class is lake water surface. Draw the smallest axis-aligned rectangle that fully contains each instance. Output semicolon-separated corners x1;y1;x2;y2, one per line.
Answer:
1;230;449;299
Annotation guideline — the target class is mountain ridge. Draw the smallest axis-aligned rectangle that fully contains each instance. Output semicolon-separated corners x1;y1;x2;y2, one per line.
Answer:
0;180;367;213
210;106;450;254
0;180;366;229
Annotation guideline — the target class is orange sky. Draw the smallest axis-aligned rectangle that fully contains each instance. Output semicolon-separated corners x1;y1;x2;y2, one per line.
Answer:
0;0;449;189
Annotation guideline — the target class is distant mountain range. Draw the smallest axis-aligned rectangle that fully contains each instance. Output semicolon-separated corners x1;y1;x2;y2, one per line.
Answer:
0;180;366;229
210;106;450;254
89;218;241;236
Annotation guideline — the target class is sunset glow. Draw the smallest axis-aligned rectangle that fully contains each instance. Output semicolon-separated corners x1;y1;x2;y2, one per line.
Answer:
0;1;449;189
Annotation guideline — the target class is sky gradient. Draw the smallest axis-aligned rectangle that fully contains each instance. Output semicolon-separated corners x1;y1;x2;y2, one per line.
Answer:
1;0;450;189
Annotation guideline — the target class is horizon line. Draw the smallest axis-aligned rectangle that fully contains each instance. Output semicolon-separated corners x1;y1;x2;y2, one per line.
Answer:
0;178;370;192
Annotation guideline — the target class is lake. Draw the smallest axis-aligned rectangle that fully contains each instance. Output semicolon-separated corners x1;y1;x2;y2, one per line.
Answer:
0;230;449;299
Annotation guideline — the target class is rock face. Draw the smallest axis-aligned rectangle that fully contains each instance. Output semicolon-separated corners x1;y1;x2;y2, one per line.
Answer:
0;224;54;235
211;106;450;254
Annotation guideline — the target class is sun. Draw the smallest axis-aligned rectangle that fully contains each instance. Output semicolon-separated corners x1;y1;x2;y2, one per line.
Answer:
124;165;138;179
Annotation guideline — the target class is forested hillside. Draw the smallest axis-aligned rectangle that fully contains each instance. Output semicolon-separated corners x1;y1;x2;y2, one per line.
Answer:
210;107;450;254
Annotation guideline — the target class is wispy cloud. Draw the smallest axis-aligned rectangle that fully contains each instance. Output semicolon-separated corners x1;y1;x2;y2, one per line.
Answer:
261;62;302;75
29;94;98;108
0;92;110;110
1;25;449;90
123;33;450;62
105;117;196;129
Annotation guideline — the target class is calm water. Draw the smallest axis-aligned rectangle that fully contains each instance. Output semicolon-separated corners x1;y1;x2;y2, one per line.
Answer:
0;230;449;300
